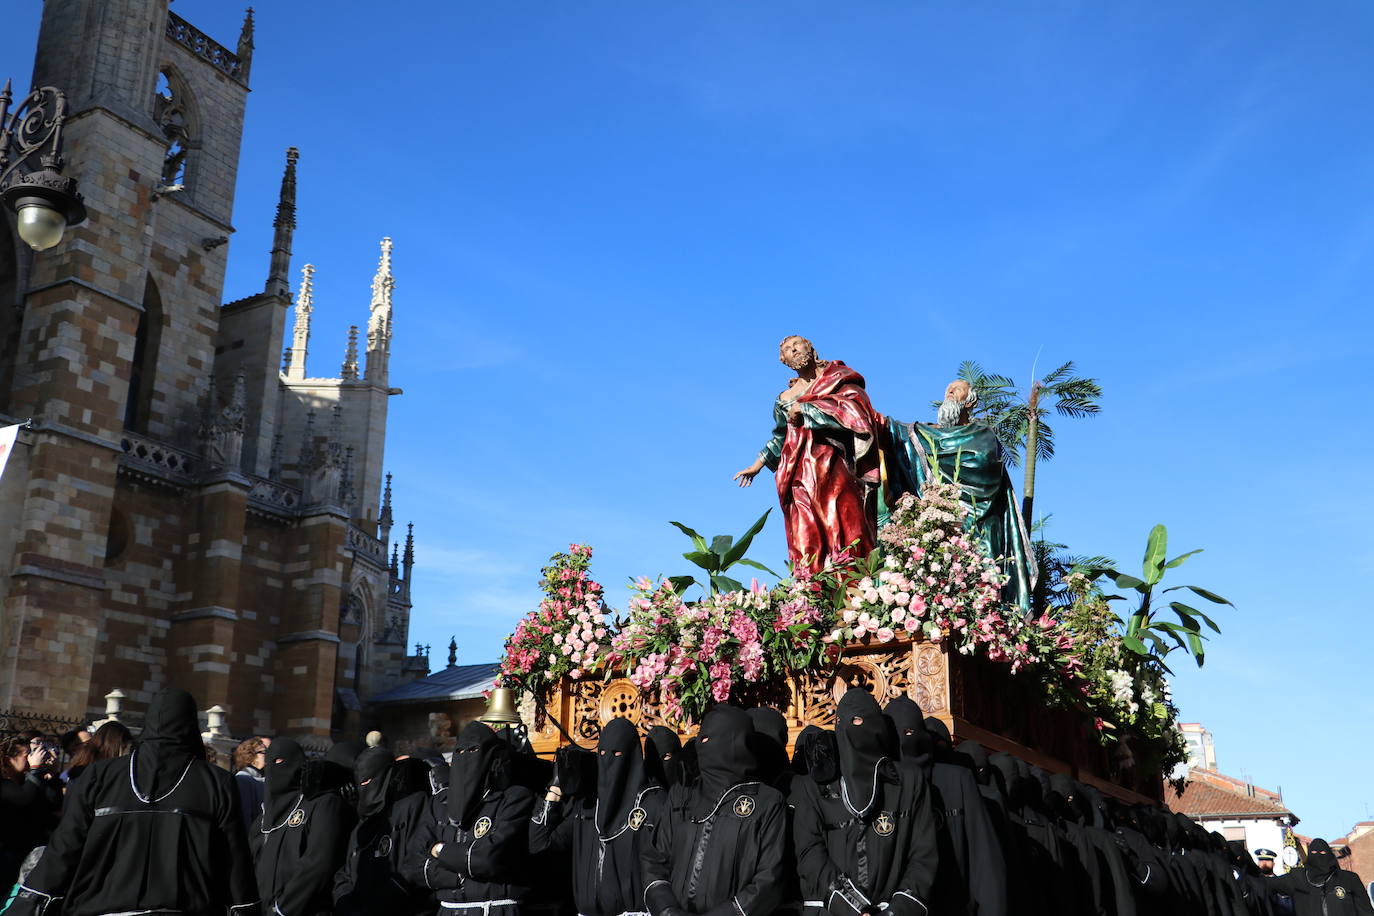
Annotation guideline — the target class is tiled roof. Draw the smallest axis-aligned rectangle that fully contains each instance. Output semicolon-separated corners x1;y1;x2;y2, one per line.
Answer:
367;662;499;705
1168;771;1294;820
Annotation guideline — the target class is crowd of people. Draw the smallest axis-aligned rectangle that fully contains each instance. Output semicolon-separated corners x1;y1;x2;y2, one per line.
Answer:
1;685;1369;916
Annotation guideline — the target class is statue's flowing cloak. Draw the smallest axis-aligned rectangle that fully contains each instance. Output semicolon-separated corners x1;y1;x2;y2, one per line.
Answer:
758;361;884;575
883;420;1036;615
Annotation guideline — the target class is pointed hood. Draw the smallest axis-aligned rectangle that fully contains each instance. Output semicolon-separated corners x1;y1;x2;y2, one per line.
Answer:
883;695;932;776
747;707;789;786
644;726;684;788
835;688;891;817
448;721;507;828
792;725;838;783
354;746;395;819
692;705;755;818
264;736;306;824
134;688;202;800
595;717;645;837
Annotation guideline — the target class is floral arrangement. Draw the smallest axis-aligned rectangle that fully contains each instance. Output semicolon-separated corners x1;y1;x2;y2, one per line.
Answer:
497;483;1184;755
497;544;610;698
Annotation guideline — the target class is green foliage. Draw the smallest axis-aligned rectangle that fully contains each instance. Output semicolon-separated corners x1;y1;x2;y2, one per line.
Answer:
1030;515;1114;617
1096;524;1231;671
667;509;780;596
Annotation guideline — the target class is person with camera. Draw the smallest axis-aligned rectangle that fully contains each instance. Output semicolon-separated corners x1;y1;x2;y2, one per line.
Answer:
0;735;60;889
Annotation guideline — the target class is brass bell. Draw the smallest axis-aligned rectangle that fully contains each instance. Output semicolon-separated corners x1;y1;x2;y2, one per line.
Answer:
479;686;522;726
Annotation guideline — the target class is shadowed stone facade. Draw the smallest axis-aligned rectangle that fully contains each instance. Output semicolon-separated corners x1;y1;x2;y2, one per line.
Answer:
0;0;428;738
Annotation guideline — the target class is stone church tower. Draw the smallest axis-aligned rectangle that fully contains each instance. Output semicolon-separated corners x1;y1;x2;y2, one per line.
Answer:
0;0;427;737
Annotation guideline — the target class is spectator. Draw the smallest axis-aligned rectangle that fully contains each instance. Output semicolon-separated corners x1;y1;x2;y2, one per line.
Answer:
63;721;133;786
0;736;58;890
233;736;271;832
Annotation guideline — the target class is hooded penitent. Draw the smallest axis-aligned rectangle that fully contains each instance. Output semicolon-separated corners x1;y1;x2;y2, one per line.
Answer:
263;736;306;826
644;726;684;788
1306;839;1337;881
595;717;645;837
449;721;507;829
747;707;791;789
792;725;838;783
835;688;892;817
883;696;932;776
134;687;203;800
692;705;756;818
354;746;395;820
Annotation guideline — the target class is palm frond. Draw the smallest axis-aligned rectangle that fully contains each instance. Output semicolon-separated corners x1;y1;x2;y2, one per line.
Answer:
1039;360;1076;386
1034;418;1055;461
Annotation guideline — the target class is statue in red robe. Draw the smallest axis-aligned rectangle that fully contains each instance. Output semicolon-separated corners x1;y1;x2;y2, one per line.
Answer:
734;336;886;575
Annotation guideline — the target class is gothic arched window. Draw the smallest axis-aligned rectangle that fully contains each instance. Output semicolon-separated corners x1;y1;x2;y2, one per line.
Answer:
154;68;199;189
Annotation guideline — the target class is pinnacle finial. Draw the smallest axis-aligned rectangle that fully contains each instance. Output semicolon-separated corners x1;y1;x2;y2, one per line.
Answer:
403;522;415;570
342;325;359;380
238;8;256;67
448;637;458;668
266;147;299;296
286;263;314;380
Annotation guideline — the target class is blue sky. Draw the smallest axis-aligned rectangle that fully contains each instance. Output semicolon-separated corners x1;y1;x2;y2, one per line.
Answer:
8;1;1374;838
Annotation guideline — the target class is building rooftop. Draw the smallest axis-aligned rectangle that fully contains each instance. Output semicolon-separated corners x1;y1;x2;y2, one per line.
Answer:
1168;768;1296;822
368;662;499;705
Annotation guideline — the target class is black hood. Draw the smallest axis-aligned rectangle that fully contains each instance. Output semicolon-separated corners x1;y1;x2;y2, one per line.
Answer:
644;726;684;788
746;707;789;787
792;725;838;784
988;753;1023;808
354;746;395;819
923;716;953;757
1306;838;1337;880
264;737;306;824
836;688;891;817
957;740;991;786
449;722;507;828
693;705;755;818
1047;772;1086;824
596;717;645;836
883;696;932;774
134;688;202;800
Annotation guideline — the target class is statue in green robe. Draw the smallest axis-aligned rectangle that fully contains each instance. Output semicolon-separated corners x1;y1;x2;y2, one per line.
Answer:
884;380;1037;615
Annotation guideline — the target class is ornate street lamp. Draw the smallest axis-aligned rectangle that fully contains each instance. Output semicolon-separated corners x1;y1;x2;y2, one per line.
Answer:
0;80;87;252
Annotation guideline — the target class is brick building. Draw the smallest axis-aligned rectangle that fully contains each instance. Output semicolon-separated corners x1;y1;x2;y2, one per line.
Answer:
0;0;428;738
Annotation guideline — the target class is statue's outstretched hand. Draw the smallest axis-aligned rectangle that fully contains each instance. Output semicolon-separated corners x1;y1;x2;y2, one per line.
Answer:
733;462;763;487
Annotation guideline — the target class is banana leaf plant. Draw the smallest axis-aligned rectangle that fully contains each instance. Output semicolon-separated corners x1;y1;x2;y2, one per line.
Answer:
668;508;780;596
1097;524;1232;671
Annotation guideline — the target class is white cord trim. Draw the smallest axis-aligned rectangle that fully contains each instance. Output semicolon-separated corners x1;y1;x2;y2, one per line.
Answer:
259;795;306;835
690;782;762;823
891;890;928;914
839;757;885;818
128;749;194;804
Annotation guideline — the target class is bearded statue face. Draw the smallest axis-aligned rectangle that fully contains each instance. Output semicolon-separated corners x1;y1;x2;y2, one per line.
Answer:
937;379;977;427
779;336;816;371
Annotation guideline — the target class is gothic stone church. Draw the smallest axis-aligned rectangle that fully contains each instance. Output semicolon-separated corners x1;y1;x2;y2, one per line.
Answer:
0;0;428;737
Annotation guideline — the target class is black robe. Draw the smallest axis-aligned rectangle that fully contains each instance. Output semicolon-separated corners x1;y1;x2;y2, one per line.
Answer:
334;748;432;916
1270;841;1374;916
643;706;786;916
403;722;534;914
9;687;258;916
529;717;663;916
793;690;936;916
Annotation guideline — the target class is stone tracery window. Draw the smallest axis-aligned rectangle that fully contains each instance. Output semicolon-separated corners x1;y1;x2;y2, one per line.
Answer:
154;69;196;187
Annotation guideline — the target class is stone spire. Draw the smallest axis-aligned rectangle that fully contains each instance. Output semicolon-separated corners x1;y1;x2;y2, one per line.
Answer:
266;147;299;298
286;263;313;380
447;637;457;668
341;325;359;380
402;521;415;596
237;8;255;83
390;543;399;576
364;237;394;384
379;472;394;546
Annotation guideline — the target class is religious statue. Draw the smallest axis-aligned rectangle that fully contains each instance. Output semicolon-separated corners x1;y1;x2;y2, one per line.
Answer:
734;336;886;575
886;379;1037;614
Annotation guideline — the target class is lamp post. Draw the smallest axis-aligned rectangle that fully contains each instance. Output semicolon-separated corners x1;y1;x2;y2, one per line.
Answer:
0;80;87;252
